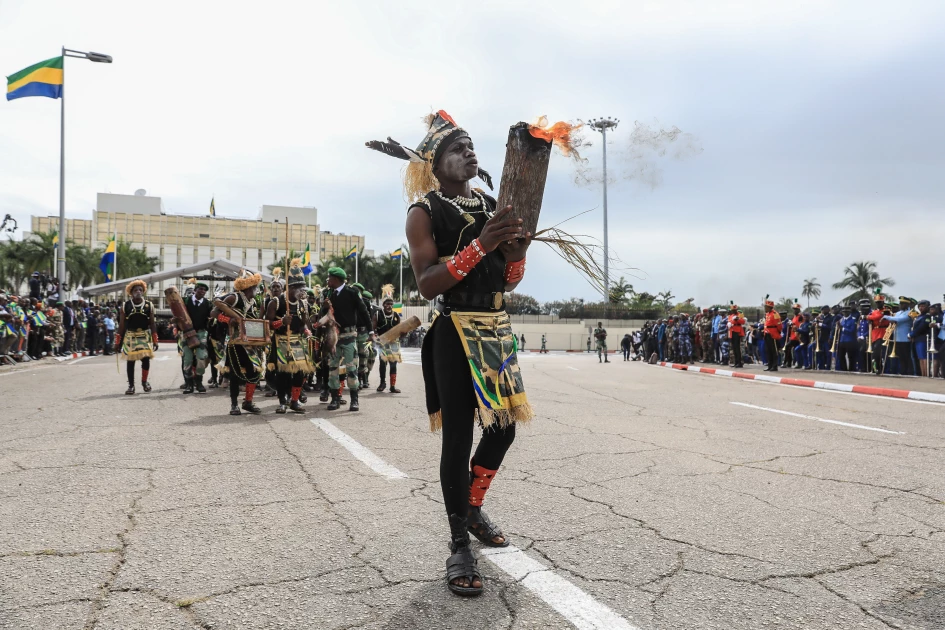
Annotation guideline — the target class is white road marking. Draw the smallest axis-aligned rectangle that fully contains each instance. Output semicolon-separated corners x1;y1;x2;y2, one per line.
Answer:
156;356;171;362
567;366;579;371
69;356;93;365
730;402;904;435
308;417;641;630
310;418;408;479
481;546;640;630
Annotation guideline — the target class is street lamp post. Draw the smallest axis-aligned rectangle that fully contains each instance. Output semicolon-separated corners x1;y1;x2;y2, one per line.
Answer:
58;47;112;295
587;117;619;302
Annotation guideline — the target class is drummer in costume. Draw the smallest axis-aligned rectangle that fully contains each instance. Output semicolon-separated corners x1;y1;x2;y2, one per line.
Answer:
369;110;533;596
319;267;372;412
116;279;158;395
375;287;403;393
266;260;314;414
316;285;333;402
206;287;228;389
263;271;285;398
180;278;213;394
303;288;320;392
213;269;264;416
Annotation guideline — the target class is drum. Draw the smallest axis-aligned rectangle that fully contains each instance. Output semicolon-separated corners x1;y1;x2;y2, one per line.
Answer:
230;318;271;347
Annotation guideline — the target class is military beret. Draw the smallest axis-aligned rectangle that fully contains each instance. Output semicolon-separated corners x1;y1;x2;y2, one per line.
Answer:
351;282;365;291
362;291;373;299
327;267;347;280
931;303;941;309
917;299;930;307
195;280;210;290
306;289;316;296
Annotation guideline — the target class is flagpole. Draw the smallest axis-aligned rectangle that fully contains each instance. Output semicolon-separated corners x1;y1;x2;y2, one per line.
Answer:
113;231;118;282
57;46;67;291
399;247;403;305
355;250;359;284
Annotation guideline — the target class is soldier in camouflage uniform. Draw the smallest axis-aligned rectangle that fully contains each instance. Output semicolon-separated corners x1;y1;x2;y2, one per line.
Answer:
699;309;714;363
48;306;65;356
350;283;373;389
321;267;372;412
594;322;609;363
74;300;87;354
665;317;676;363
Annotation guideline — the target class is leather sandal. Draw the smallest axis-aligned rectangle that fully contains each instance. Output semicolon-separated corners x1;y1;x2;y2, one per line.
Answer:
467;506;510;548
446;543;482;597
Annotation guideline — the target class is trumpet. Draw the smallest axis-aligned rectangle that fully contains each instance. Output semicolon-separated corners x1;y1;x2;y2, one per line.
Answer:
883;322;897;359
829;321;841;353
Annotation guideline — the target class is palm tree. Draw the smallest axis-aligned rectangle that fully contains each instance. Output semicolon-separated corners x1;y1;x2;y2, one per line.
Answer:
801;277;821;309
832;261;895;303
0;239;28;293
656;290;675;312
112;240;160;281
65;245;103;288
608;277;634;304
20;230;58;276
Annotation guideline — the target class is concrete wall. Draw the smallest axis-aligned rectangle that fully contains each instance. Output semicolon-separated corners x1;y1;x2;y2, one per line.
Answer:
96;193;164;216
260;205;318;226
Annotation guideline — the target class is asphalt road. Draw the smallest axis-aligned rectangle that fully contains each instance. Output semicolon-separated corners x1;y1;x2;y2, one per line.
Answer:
1;347;943;630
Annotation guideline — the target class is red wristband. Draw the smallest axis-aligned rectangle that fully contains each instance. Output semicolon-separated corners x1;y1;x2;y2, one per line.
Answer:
217;314;230;324
504;257;526;283
271;320;283;330
446;238;486;281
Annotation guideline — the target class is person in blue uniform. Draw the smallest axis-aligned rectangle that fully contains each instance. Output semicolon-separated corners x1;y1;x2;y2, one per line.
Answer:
711;308;722;363
815;306;834;370
856;299;872;373
835;305;859;371
932;303;944;378
795;313;812;369
912;299;932;377
883;297;916;376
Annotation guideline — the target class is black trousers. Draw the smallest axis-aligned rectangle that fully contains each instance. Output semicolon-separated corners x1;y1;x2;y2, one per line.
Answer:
764;335;779;368
893;342;915;375
431;319;516;521
87;328;97;354
730;332;743;366
126;357;150;385
871;339;886;373
378;359;398;379
837;341;858;372
277;370;305;402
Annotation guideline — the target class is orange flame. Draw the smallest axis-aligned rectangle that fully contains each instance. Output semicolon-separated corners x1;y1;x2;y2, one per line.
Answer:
528;115;582;157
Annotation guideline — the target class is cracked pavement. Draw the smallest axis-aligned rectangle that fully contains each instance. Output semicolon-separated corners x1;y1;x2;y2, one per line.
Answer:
1;347;944;629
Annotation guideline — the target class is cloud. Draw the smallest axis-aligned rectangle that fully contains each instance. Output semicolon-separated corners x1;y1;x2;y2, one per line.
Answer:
1;0;943;305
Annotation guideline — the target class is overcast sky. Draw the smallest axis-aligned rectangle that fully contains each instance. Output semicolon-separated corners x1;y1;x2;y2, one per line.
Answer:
2;0;943;305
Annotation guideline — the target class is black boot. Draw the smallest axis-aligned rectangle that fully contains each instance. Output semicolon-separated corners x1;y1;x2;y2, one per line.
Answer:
195;376;207;394
229;404;241;416
327;393;341;411
376;380;386;393
319;386;330;403
349;389;359;412
241;400;261;414
125;383;135;395
183;377;194;394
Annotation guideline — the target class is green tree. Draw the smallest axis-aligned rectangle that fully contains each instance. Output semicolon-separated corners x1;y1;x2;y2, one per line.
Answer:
608;277;634;304
831;261;894;303
65;244;103;288
656;290;675;312
0;239;28;293
801;277;821;309
113;240;160;281
505;292;541;315
20;230;58;276
775;296;796;312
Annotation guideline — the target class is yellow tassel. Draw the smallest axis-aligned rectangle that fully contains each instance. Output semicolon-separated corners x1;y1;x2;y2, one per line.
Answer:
429;410;443;433
403;161;439;203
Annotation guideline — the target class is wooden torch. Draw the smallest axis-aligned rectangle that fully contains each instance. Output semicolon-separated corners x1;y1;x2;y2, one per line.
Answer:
495;122;554;238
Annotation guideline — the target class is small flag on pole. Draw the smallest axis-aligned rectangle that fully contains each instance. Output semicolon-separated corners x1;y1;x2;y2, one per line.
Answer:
391;248;402;260
6;56;63;101
302;243;313;275
209;197;216;217
51;230;59;246
345;245;358;260
99;236;116;282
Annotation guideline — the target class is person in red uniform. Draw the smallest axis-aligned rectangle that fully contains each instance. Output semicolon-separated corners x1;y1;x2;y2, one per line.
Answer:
727;303;746;368
866;293;891;374
785;302;803;368
763;297;782;371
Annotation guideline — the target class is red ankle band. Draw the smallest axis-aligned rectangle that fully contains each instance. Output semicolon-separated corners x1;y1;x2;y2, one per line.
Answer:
469;463;498;507
245;383;256;401
291;386;301;402
141;370;149;383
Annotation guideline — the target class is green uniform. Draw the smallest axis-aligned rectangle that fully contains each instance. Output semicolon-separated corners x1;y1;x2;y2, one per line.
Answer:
594;327;608;357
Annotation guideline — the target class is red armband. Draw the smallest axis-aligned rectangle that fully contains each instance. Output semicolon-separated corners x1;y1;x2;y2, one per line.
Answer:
216;314;230;324
271;319;283;330
446;238;486;281
152;333;159;345
504;257;526;283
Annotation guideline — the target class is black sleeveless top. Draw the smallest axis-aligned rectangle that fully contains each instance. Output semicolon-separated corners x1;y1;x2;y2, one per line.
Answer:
411;191;506;300
271;295;307;335
123;299;152;331
229;291;259;319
